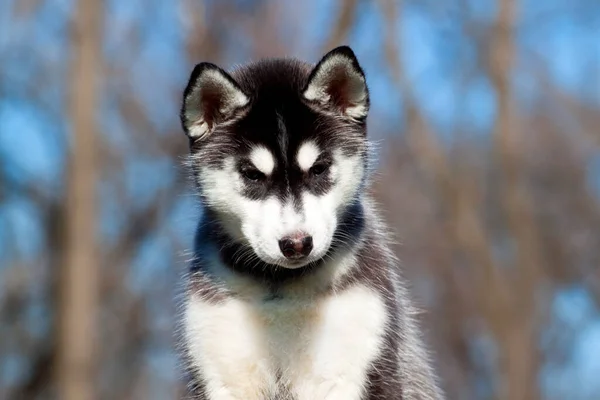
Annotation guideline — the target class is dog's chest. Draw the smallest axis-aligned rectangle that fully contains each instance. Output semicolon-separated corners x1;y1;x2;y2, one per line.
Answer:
185;285;388;400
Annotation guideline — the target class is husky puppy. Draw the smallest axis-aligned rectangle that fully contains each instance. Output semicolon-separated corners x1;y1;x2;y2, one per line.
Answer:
179;46;443;400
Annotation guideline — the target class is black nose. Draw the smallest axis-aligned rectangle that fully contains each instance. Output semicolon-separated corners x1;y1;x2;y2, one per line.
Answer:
278;234;313;259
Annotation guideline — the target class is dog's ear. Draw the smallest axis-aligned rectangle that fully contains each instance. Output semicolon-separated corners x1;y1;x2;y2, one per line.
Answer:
180;63;249;140
303;46;369;120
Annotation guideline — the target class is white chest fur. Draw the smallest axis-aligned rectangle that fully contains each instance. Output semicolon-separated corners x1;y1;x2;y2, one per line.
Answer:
184;285;388;400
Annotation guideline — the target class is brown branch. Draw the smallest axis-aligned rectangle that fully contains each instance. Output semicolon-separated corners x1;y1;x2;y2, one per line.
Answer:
321;0;360;53
9;348;54;400
488;1;543;398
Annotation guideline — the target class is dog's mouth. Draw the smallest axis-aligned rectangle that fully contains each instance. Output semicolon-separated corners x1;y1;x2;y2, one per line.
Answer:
275;257;313;270
256;253;317;270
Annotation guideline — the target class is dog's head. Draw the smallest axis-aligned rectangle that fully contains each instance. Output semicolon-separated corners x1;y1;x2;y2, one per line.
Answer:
181;46;370;270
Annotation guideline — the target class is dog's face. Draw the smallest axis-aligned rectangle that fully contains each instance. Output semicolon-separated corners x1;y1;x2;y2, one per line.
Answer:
181;47;370;269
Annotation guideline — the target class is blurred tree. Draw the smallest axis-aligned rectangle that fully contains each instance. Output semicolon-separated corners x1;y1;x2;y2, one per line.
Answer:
56;0;102;398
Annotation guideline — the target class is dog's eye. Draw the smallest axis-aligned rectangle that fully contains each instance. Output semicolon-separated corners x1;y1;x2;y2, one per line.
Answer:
309;163;329;176
241;168;265;182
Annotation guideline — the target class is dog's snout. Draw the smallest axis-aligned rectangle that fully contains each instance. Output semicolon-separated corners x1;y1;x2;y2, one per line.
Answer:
278;233;313;259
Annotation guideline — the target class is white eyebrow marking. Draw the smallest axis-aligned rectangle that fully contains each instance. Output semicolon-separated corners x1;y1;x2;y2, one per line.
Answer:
297;141;320;171
249;146;275;175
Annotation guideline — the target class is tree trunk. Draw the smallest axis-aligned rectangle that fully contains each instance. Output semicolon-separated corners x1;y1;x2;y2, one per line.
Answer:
489;0;541;399
57;0;102;398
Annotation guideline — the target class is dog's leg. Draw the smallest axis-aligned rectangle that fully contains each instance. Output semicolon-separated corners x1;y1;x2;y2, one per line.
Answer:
184;296;276;400
291;285;388;400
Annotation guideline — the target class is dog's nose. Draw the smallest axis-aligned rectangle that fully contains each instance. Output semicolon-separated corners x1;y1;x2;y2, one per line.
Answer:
278;234;313;259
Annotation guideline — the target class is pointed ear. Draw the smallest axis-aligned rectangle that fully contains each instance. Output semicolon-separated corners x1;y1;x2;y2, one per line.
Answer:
303;46;369;120
180;63;249;140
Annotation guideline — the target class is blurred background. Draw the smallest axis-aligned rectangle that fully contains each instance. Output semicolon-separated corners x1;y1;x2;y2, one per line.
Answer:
1;0;599;399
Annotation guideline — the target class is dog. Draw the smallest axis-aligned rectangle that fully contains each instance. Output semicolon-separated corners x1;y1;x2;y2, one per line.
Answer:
179;46;443;400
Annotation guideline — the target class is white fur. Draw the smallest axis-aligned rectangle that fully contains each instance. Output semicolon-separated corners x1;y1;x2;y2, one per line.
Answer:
346;103;369;119
185;294;276;400
196;149;364;269
249;146;275;175
185;284;387;400
296;141;320;171
188;121;211;139
303;84;330;105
